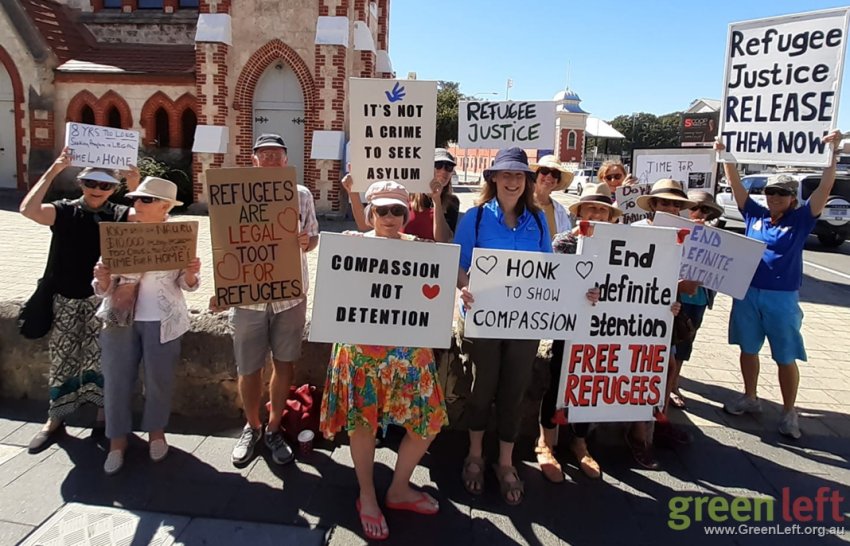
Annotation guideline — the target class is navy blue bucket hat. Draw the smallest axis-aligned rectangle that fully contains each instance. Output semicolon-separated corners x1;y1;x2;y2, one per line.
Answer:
483;147;533;182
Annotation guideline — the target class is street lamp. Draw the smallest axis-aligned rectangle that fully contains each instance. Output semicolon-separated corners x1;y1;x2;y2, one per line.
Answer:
470;92;498;99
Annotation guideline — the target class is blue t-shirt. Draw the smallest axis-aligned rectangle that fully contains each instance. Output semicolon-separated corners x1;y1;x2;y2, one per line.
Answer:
454;199;552;270
742;197;817;291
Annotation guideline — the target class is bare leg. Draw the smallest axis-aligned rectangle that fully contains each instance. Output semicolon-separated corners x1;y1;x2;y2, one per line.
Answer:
498;440;521;504
386;432;437;509
238;370;264;429
663;357;682;414
149;430;165;442
464;430;485;493
109;435;127;453
741;353;760;398
538;425;557;449
41;417;62;433
777;362;799;412
268;360;294;432
350;425;386;537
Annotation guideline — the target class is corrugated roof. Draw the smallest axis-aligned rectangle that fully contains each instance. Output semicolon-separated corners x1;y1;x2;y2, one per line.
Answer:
20;0;95;62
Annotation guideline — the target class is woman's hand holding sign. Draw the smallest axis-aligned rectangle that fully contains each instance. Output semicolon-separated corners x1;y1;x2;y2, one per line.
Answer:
93;261;112;292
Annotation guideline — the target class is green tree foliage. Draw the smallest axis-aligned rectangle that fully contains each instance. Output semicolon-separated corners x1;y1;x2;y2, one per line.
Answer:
436;81;471;147
609;111;683;157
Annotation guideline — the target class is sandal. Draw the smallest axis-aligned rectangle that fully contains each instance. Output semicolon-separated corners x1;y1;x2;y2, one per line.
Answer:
492;464;524;506
462;455;485;495
386;491;439;515
669;391;687;410
534;444;564;483
355;499;388;541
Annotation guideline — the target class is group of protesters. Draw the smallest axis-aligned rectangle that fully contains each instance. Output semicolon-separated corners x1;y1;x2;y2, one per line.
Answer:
19;127;842;541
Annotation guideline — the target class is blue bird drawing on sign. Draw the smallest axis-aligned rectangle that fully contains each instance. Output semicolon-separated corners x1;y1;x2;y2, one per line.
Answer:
385;82;406;103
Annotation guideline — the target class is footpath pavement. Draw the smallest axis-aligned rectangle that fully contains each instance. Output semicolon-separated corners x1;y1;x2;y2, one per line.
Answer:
0;188;849;545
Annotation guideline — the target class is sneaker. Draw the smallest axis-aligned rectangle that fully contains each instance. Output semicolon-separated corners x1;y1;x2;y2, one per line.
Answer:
265;428;294;465
778;410;802;440
723;394;762;416
231;424;262;466
654;421;693;448
104;450;124;476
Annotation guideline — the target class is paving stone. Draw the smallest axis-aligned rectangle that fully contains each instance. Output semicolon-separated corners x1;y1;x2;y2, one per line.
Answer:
0;442;57;487
174;517;326;546
0;520;35;545
0;455;70;526
0;444;24;466
0;418;24;442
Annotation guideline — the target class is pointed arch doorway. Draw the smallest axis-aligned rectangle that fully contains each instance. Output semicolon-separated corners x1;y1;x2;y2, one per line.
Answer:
253;62;305;186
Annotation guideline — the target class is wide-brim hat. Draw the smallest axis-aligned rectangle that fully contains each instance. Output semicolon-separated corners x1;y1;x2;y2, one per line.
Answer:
687;190;723;220
568;183;623;220
77;167;120;185
636;179;696;211
529;155;574;191
482;147;533;181
125;176;183;206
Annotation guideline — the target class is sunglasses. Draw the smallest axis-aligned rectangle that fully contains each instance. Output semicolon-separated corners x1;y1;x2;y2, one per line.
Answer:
604;173;624;182
764;188;792;197
537;167;562;180
655;198;683;209
694;205;715;215
82;180;116;191
435;161;454;171
374;205;407;217
133;196;160;204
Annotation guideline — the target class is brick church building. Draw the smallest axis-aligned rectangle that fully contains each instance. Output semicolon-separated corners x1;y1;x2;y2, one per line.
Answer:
0;0;392;211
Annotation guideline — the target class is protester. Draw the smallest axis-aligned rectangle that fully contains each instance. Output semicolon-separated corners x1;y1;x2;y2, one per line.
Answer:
93;177;200;475
19;148;133;453
596;160;638;194
537;183;622;481
320;181;448;541
716;131;842;439
342;148;461;242
212;133;319;467
531;154;573;238
453;147;550;505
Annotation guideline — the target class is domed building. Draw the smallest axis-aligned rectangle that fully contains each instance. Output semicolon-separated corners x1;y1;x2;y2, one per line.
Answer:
552;88;589;164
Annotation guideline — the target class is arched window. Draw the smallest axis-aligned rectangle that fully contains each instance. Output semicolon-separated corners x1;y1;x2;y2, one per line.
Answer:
80;105;95;125
567;130;577;149
154;107;170;147
181;108;197;150
106;106;122;128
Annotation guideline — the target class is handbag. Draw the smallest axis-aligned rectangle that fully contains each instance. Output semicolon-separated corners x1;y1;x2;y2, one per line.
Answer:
18;277;55;339
266;384;319;444
672;311;697;346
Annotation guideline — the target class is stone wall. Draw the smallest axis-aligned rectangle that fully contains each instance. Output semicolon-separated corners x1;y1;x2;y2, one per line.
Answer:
80;12;197;44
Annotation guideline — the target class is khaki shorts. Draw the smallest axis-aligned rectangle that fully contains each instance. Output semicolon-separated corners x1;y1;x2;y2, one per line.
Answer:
230;300;307;376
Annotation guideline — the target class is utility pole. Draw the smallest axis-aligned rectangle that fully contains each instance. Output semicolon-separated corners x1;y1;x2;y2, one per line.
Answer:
505;78;512;100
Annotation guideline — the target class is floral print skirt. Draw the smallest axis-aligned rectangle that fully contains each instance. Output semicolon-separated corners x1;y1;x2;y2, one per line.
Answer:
320;343;448;439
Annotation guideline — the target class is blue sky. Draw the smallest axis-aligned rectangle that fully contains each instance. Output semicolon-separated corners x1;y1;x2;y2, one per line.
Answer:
389;1;850;128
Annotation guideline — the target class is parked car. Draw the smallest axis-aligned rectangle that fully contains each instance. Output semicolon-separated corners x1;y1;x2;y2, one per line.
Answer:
716;172;850;247
570;168;596;194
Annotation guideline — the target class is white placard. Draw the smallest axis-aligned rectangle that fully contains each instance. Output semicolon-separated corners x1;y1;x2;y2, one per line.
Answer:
464;249;594;340
615;184;652;225
192;125;229;154
310;130;346;160
348;78;437;193
633;148;717;192
559;222;682;422
64;122;139;169
309;233;460;348
652;212;767;300
718;8;850;167
458;100;556;149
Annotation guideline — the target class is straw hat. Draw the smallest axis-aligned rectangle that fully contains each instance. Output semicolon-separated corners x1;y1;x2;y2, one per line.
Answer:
636;179;696;211
125;176;183;206
568;183;623;220
687;190;723;220
529;155;574;191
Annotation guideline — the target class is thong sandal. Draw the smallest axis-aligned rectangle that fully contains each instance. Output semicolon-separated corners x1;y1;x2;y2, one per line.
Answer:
386;491;439;515
355;499;389;541
669;391;687;410
493;464;525;506
534;444;565;483
462;455;485;495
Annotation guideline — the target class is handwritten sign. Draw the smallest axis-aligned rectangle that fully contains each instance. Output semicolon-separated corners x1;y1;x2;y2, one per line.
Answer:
458;100;556;149
652;212;767;300
465;248;593;339
719;8;850;167
558;222;683;422
309;233;460;348
206;167;302;308
99;221;198;274
65;122;139;169
349;78;437;193
615;184;653;225
633;148;717;192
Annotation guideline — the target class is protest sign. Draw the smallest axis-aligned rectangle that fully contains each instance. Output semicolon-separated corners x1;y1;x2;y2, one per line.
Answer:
309;233;460;348
65;122;139;169
99;221;198;274
464;248;594;340
633;148;717;192
615;184;653;225
206;167;302;308
681;112;720;147
558;222;683;422
652;212;766;299
718;8;850;167
458;100;556;149
348;78;437;193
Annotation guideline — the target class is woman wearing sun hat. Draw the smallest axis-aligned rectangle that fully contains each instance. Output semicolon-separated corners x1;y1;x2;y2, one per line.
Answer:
321;180;448;540
20;147;133;453
93;177;200;475
634;178;697;225
531;154;574;239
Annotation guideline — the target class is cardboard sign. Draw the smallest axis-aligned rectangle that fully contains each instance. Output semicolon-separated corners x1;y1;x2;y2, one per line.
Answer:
309;233;460;348
206;167;302;308
615;184;653;225
65;122;139;169
348;78;437;193
465;248;593;340
458;100;556;149
99;221;198;274
681;112;720;147
633;148;717;192
652;212;767;300
558;222;683;422
718;8;850;167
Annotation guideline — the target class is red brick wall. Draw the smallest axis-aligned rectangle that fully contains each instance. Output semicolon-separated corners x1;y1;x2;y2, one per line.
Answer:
66;90;133;128
140;91;197;148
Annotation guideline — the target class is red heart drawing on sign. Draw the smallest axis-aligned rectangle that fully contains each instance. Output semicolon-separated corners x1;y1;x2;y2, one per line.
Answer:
277;208;299;233
216;252;241;281
422;284;440;300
